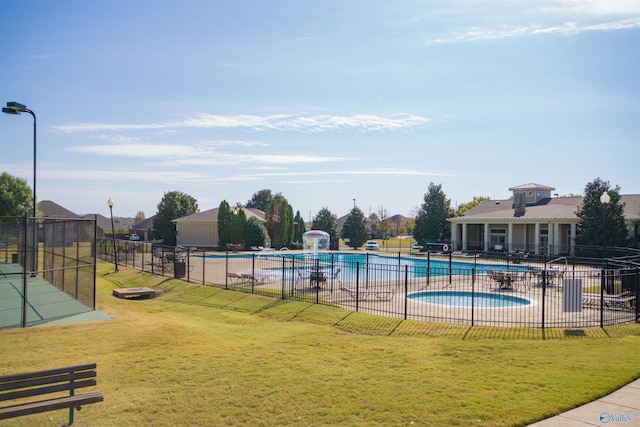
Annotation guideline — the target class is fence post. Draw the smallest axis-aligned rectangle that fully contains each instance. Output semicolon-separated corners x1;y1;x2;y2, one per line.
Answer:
225;251;229;289
600;268;605;328
635;268;639;324
471;268;475;326
541;257;547;329
356;261;360;311
22;213;28;327
404;265;408;320
202;249;206;285
427;252;430;288
281;256;286;299
251;254;256;293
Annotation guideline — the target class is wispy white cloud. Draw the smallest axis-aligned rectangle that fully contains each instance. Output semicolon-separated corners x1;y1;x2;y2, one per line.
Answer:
431;17;640;43
40;168;208;184
52;113;431;133
68;142;348;166
220;168;451;181
539;0;640;17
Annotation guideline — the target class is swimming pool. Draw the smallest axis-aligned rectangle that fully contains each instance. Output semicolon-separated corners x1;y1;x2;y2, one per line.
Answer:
408;291;531;308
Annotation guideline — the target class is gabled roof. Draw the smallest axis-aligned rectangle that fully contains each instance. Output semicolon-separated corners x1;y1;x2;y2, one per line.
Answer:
132;215;155;230
453;194;640;222
38;200;80;218
173;207;265;223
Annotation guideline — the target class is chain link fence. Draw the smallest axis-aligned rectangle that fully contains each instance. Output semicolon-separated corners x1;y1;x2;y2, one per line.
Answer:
0;215;97;328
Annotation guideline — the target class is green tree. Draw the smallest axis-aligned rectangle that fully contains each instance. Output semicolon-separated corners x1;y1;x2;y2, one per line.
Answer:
217;200;233;251
375;206;390;241
293;211;305;245
312;207;339;250
576;178;628;249
0;172;33;217
153;191;198;246
245;189;274;211
456;196;490;217
265;194;293;249
245;216;271;248
341;206;370;249
413;182;453;246
231;205;247;246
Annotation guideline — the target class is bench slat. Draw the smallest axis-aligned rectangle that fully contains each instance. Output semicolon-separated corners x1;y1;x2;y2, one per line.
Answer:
0;363;96;384
0;370;96;393
1;379;97;401
0;391;104;420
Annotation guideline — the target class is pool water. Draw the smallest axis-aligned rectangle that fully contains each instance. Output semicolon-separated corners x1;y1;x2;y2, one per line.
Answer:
408;291;531;308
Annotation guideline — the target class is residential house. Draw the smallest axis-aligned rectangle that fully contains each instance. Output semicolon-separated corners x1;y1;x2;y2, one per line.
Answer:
173;207;266;248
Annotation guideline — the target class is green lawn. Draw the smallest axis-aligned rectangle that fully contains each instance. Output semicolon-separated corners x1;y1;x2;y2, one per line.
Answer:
1;261;639;426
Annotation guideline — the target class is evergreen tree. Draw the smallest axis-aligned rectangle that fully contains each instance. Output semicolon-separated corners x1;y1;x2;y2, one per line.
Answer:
153;191;198;246
231;206;247;246
245;216;271;248
576;178;628;250
293;210;305;244
312;207;339;250
341;206;370;249
413;182;453;246
217;200;233;251
265;194;293;249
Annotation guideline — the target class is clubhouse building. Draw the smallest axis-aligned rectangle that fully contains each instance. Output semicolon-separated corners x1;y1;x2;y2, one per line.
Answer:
449;183;640;256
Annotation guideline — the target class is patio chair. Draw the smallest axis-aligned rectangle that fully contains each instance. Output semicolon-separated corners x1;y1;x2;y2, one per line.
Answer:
582;291;635;311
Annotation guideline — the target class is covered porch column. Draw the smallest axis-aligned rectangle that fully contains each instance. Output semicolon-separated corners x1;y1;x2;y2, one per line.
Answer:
570;223;576;256
451;221;458;250
462;223;468;251
534;223;540;255
484;223;490;252
508;223;514;252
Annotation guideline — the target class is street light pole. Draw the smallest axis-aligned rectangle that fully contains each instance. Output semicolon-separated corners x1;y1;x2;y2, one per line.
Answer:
107;198;119;272
600;191;610;262
600;190;610;294
3;102;37;275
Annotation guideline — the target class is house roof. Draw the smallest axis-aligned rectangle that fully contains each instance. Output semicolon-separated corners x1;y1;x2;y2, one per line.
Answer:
132;215;155;230
452;194;640;222
173;207;265;223
38;200;80;218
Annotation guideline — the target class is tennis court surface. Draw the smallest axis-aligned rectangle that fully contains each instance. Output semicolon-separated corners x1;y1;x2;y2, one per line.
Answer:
0;262;109;329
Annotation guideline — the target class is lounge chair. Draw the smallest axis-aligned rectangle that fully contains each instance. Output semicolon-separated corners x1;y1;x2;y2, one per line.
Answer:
240;273;273;285
582;292;635;311
226;272;244;284
339;283;395;301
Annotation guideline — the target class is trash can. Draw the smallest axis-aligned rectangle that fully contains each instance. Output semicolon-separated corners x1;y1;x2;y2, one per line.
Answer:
174;260;186;279
12;253;19;264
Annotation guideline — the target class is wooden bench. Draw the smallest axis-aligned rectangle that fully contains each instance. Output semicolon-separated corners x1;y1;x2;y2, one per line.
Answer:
0;363;103;425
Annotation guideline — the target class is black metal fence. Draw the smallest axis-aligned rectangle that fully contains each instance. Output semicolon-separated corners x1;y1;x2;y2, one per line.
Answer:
0;215;97;328
98;240;639;329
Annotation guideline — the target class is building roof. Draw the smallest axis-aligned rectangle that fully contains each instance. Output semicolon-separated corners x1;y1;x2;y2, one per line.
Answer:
173;207;265;223
38;200;80;218
453;194;640;222
132;215;155;231
508;183;556;192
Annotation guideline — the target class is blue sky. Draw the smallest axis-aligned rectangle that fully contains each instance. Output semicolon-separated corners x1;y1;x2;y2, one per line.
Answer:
1;1;639;221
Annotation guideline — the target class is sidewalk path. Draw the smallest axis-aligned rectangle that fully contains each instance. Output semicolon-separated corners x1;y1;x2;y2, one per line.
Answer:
529;378;640;426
